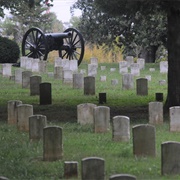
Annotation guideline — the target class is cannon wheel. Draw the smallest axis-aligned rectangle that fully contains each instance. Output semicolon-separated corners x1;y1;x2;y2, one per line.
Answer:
60;28;85;66
22;27;48;60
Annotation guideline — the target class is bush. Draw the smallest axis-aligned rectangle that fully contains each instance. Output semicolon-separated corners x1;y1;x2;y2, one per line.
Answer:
0;36;20;63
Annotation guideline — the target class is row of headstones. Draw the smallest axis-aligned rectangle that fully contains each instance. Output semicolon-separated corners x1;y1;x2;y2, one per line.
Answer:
7;100;180;177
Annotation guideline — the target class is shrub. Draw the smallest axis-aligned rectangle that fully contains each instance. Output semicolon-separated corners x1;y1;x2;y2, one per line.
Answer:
0;36;20;63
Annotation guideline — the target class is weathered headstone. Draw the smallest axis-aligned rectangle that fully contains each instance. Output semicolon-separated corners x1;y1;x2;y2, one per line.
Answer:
73;73;84;89
63;70;73;84
122;73;134;90
161;141;180;175
88;64;97;76
109;174;137;180
110;68;116;72
54;58;62;67
80;69;86;75
25;57;33;70
81;157;105;180
30;75;42;96
77;103;97;125
69;60;78;72
29;115;47;141
64;161;78;179
54;66;63;79
17;104;33;131
61;59;70;70
22;71;32;89
149;68;155;72
112;116;130;142
125;56;134;67
39;83;52;105
7;100;22;125
20;56;28;68
130;63;140;76
145;75;151;81
119;61;128;74
137;58;145;70
2;64;12;77
111;79;119;85
160;61;168;73
133;124;156;157
31;58;40;72
136;78;148;96
100;75;106;82
84;76;95;95
94;106;110;133
39;61;47;73
170;106;180;132
149;102;163;125
43;126;63;161
90;57;98;68
14;69;23;84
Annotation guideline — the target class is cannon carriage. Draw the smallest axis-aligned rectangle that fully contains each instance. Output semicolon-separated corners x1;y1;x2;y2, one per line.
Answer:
22;27;84;65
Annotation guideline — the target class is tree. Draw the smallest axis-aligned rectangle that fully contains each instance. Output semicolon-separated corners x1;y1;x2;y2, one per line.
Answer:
94;0;180;109
73;0;167;62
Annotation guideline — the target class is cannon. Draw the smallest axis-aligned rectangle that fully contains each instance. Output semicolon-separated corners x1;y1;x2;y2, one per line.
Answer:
22;27;85;65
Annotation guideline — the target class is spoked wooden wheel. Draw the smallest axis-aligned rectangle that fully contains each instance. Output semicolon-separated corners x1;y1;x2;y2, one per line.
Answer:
59;28;85;66
22;27;48;60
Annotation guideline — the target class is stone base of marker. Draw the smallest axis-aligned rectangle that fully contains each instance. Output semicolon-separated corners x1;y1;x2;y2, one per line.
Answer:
109;174;137;180
64;161;78;179
43;126;63;161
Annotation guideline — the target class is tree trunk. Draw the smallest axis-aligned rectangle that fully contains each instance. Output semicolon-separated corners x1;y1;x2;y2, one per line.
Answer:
165;5;180;109
139;46;158;63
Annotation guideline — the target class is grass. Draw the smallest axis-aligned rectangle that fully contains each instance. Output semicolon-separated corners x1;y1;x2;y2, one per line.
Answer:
0;61;178;179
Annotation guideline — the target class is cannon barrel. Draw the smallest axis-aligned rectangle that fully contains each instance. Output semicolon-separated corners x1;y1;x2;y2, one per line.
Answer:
45;32;71;39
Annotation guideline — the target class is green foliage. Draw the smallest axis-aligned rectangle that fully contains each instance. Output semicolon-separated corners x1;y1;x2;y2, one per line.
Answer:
0;36;20;63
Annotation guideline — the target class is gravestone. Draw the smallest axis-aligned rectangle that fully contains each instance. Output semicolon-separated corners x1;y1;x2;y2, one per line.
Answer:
80;69;86;75
101;66;106;71
110;68;116;72
137;58;145;70
112;116;130;142
54;58;62;67
61;59;70;70
161;141;180;175
25;57;33;70
149;68;155;72
100;76;106;82
17;104;33;131
119;61;128;74
94;106;110;133
30;75;42;96
160;61;168;73
125;56;134;67
22;71;32;89
159;80;166;85
133;124;156;157
31;58;40;72
84;76;95;95
145;75;151;81
43;126;63;161
73;73;84;89
7;100;22;125
39;61;47;73
54;66;63;79
2;64;12;77
69;60;78;72
90;57;98;68
39;83;52;105
170;106;180;132
122;73;134;90
77;103;97;125
64;161;78;179
63;70;73;84
149;102;163;125
88;64;97;76
81;157;105;180
130;63;140;76
20;56;28;68
14;69;23;84
136;78;148;96
29;115;47;141
109;174;137;180
99;93;106;104
111;79;118;85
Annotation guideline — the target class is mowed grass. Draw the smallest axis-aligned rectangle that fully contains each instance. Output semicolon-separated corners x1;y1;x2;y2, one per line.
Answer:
0;61;179;179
